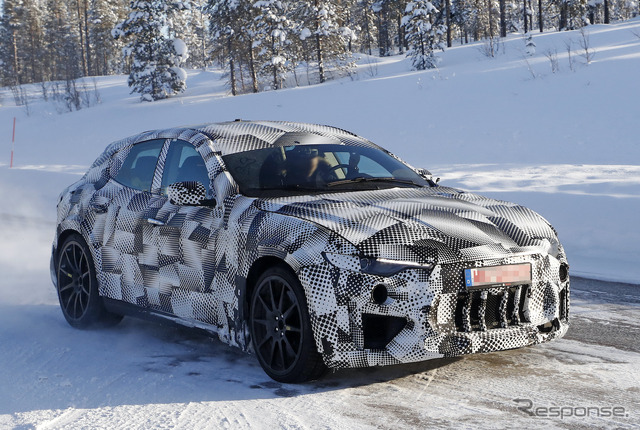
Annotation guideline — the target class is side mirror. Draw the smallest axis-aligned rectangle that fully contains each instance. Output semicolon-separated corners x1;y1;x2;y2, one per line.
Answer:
416;168;440;186
416;168;432;178
167;181;216;207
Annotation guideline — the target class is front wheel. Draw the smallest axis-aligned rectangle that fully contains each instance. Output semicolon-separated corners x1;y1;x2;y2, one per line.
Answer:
249;266;326;383
56;233;122;328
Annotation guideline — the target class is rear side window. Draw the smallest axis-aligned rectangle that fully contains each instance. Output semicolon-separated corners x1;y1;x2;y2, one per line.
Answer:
114;140;164;191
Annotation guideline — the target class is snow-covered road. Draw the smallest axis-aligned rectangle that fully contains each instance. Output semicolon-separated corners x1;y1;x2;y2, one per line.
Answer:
1;275;638;429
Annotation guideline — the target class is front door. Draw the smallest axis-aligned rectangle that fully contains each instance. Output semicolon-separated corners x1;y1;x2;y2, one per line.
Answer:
150;139;221;326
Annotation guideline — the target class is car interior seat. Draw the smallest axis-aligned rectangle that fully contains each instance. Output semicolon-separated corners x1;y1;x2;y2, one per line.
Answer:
130;156;158;190
259;148;286;189
179;156;211;190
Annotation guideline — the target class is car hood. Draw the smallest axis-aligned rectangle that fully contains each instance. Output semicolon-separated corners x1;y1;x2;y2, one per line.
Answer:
254;186;560;264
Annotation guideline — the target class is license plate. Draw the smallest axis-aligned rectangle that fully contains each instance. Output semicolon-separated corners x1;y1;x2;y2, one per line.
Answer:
464;263;531;288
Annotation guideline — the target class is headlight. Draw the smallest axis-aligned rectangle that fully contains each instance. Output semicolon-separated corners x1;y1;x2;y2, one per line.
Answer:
359;257;434;277
322;252;434;276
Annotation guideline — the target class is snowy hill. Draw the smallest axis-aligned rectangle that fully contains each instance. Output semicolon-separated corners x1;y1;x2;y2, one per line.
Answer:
0;18;639;429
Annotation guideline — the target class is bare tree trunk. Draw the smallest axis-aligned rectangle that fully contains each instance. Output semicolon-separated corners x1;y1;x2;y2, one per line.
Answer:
523;0;528;33
316;33;325;83
271;37;279;89
377;6;390;56
238;58;246;92
397;13;404;54
12;30;20;85
529;0;533;30
488;0;494;38
529;1;533;30
446;0;453;46
83;0;92;75
499;0;507;37
559;1;567;30
293;64;299;87
76;0;87;76
363;1;373;55
538;0;543;32
29;30;37;82
228;39;237;96
248;41;259;93
314;0;325;82
604;0;610;23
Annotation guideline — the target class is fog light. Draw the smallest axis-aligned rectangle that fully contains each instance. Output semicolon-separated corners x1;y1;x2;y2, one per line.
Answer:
371;284;388;305
559;263;569;282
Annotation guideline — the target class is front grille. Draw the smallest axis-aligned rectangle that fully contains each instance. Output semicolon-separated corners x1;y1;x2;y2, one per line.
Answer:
455;285;529;332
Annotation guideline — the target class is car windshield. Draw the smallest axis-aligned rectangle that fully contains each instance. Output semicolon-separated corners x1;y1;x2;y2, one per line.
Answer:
222;144;432;197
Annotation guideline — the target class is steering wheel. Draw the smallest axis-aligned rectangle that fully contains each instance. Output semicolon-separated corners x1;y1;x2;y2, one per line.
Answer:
326;164;350;175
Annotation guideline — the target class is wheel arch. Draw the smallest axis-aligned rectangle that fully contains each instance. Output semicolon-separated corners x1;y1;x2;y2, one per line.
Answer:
54;229;83;264
244;256;296;314
241;256;299;349
53;228;95;281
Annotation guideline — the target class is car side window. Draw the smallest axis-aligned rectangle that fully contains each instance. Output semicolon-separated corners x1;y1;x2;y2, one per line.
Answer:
160;140;211;195
114;139;164;192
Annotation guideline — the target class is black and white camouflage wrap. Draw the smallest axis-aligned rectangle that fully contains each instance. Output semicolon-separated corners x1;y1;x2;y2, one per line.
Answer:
52;120;569;369
167;181;207;206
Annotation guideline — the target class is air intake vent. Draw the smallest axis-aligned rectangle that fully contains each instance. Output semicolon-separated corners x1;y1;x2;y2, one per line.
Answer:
455;285;529;332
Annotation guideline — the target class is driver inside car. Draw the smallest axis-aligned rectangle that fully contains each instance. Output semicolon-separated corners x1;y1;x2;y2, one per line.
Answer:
284;147;337;187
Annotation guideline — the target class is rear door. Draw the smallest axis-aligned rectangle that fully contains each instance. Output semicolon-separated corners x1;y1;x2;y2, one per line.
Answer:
100;139;166;306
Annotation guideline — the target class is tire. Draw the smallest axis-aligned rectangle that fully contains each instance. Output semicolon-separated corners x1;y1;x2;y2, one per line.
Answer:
249;266;326;383
56;233;122;328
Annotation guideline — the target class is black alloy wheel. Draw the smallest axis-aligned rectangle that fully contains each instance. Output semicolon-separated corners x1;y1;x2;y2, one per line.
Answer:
56;233;122;328
250;266;326;383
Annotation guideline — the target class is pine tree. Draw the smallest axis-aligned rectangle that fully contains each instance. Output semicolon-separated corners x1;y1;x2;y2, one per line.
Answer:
89;0;128;76
372;0;391;55
254;0;292;90
294;0;355;84
113;0;188;101
44;0;82;81
169;0;209;69
353;0;377;55
237;2;261;93
402;0;446;70
0;0;27;84
205;0;242;95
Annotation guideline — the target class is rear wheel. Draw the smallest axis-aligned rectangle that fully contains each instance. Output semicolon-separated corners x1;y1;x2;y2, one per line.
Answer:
249;266;326;383
56;233;122;328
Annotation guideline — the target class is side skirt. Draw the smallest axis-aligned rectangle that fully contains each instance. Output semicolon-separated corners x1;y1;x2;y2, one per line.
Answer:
102;297;222;339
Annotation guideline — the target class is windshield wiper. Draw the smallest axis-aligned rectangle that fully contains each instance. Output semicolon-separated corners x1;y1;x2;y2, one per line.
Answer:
248;185;324;193
326;177;423;188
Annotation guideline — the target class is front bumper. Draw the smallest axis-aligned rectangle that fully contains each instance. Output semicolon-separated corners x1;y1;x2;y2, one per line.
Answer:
298;252;569;369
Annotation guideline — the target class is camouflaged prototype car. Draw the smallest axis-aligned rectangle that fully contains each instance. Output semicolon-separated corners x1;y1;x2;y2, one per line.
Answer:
51;120;570;382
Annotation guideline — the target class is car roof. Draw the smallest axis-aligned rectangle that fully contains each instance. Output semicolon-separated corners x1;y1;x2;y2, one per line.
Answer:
190;120;381;156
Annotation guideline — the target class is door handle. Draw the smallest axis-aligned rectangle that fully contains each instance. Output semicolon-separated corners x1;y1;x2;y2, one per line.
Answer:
147;218;165;226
